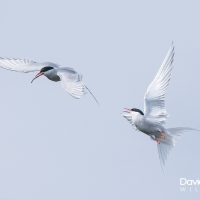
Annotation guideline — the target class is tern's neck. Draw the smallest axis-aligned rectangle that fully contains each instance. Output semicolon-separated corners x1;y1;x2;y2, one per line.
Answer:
131;112;143;124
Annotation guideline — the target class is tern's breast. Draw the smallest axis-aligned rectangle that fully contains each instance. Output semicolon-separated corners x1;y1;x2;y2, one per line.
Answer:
135;117;163;136
45;70;61;82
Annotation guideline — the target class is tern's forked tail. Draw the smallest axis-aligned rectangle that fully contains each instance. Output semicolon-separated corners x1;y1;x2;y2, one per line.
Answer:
157;127;199;168
85;85;100;105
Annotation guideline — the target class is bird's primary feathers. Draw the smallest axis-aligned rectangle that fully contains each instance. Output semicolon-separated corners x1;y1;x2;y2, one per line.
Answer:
123;43;199;167
0;58;99;103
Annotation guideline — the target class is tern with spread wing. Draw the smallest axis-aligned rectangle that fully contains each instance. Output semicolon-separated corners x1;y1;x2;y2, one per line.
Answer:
123;43;198;167
0;58;98;103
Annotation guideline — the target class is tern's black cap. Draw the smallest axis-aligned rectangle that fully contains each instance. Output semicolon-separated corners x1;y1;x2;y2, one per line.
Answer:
131;108;144;115
40;66;54;72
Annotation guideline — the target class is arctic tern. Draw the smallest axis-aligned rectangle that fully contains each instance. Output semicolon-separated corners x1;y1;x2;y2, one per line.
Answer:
123;43;198;166
0;58;98;103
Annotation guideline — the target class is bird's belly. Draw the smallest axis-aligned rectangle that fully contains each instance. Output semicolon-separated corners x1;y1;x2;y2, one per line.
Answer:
135;120;162;136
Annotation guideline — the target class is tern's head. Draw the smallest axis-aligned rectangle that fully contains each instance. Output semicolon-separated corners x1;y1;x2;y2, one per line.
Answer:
130;108;144;115
31;66;54;83
123;108;144;115
123;108;144;122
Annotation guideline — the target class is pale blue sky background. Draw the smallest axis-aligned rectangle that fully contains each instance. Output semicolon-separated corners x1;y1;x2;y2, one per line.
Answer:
0;0;199;199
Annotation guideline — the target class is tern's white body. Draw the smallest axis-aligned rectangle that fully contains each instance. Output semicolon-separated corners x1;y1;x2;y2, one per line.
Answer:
123;43;198;167
133;114;165;137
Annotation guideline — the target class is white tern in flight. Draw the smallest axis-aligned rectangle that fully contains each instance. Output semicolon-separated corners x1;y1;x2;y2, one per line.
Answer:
123;43;198;166
0;58;98;103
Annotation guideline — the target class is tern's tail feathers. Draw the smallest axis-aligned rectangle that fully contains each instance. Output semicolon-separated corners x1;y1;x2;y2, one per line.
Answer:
85;85;100;105
157;127;199;167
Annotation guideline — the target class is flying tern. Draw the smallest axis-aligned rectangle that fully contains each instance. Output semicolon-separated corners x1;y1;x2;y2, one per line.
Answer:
0;58;98;103
123;43;198;167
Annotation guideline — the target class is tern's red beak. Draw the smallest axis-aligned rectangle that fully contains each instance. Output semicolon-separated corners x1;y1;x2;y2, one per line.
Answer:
31;72;44;83
123;108;131;113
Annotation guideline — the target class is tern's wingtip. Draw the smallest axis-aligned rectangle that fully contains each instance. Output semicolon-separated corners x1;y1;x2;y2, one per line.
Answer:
171;40;175;47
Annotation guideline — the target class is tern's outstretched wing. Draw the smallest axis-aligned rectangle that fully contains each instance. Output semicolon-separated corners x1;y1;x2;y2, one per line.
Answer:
144;43;175;124
57;68;86;99
0;58;44;73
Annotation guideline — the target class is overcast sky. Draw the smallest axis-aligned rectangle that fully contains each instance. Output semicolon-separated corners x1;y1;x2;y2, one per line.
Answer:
0;0;199;199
